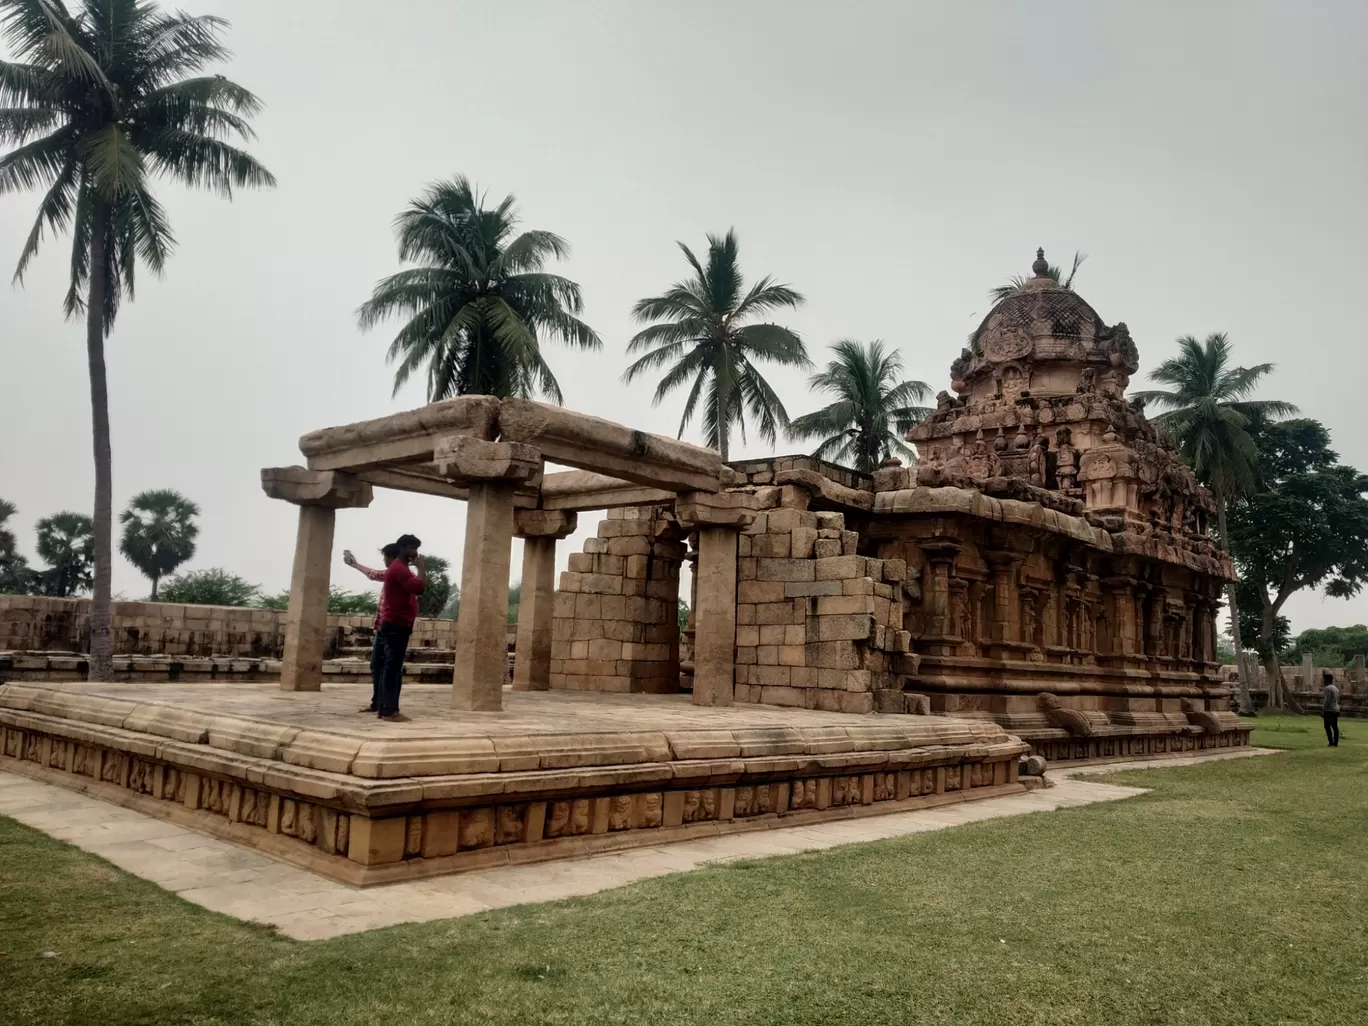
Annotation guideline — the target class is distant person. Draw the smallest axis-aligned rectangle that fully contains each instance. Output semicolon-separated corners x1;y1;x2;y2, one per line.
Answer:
344;543;400;715
1322;676;1341;747
375;534;426;722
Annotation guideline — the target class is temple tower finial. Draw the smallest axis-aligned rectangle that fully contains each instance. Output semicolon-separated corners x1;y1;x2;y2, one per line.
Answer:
1032;247;1048;276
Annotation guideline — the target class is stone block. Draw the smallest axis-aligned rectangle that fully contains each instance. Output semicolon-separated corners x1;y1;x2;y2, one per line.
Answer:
778;645;806;666
738;580;786;604
348;815;406;866
784;624;806;646
841;531;860;555
806;640;862;670
753;534;791;558
842;577;874;596
756;601;801;625
815;595;876;616
784;580;844;598
421;810;461;858
816;614;875;642
791;527;818;559
814;555;869;581
756;645;779;665
756;558;816;583
760;685;805;707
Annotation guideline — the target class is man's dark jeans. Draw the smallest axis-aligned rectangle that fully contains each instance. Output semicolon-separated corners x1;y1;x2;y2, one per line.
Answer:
377;622;413;717
1323;712;1340;747
367;633;384;711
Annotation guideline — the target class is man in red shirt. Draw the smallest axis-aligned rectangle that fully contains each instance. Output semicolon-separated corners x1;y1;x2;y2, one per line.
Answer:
343;542;399;715
375;533;426;721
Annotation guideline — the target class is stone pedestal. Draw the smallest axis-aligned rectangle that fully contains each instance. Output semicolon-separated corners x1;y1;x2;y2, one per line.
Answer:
512;510;577;692
260;468;373;693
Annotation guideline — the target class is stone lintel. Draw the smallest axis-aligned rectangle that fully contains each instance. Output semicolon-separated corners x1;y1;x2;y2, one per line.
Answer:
538;470;676;512
355;468;541;508
514;509;578;539
773;468;874;511
433;436;542;484
301;395;501;472
261;467;374;509
675;490;769;530
498;399;723;493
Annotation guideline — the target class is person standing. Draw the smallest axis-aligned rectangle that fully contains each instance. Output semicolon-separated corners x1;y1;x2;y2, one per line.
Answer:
344;543;399;714
376;534;426;722
1322;676;1341;747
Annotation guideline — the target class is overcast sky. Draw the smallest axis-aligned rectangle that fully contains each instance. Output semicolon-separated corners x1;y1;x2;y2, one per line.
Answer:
2;0;1366;635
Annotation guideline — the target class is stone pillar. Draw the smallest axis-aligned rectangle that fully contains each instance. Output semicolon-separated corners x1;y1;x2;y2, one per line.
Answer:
434;436;542;712
1103;577;1139;657
1301;652;1314;694
260;467;374;693
676;491;766;708
1352;654;1365;694
921;542;961;655
511;510;577;692
982;551;1021;651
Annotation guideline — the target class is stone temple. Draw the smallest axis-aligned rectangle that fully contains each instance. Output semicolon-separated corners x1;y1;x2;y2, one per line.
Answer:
0;251;1249;883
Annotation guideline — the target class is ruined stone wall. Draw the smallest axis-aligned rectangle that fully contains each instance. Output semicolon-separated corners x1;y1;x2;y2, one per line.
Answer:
0;595;458;658
734;507;912;713
550;507;685;693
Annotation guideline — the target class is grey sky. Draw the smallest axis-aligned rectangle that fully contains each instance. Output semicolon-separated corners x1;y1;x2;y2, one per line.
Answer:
2;0;1365;634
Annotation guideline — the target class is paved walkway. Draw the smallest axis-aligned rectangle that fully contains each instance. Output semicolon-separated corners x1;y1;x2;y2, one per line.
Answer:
0;748;1277;941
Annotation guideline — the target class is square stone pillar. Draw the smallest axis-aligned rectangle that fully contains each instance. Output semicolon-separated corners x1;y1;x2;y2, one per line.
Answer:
261;467;373;693
676;491;766;708
512;510;577;692
435;435;543;712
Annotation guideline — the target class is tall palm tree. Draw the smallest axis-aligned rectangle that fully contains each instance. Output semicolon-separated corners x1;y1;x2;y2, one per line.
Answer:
358;176;601;403
1;0;274;677
35;510;94;597
0;497;34;593
989;249;1087;304
789;340;932;473
624;230;810;461
1131;333;1298;714
119;488;199;599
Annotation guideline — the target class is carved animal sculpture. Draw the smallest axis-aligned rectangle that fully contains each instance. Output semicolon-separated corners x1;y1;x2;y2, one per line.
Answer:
1181;698;1224;734
1038;692;1095;736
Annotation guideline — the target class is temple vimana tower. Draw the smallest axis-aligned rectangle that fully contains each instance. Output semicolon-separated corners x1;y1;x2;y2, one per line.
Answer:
552;249;1248;762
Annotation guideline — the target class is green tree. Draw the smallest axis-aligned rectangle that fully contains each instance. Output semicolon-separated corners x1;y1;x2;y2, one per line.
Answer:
1;0;274;678
357;176;600;403
1226;420;1368;709
988;248;1086;304
34;510;94;596
118;489;199;599
624;230;810;461
1131;333;1297;714
1286;624;1368;669
158;568;259;607
417;554;451;619
506;579;521;625
789;340;932;473
0;497;36;594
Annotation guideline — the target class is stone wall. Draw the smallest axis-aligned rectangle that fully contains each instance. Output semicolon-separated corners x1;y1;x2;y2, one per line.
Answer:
0;594;458;659
550;507;685;693
734;507;912;713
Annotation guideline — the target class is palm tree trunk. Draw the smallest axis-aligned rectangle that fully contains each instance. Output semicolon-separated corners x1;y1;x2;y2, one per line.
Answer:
1215;496;1255;716
716;387;729;462
85;207;114;681
150;575;159;601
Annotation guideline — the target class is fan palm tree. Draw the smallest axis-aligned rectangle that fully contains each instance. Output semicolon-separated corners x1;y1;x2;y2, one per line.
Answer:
1;0;274;677
0;497;34;593
789;340;933;473
358;176;601;403
119;488;199;598
35;510;94;596
1131;333;1298;714
989;249;1087;304
624;230;810;461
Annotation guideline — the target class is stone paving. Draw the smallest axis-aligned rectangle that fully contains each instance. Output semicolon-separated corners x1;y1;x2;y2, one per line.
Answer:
0;748;1276;941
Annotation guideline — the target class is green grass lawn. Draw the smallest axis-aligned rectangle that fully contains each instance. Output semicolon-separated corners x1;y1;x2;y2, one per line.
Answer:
2;716;1366;1026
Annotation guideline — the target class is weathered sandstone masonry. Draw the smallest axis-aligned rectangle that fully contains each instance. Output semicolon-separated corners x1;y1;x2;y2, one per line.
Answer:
0;682;1028;885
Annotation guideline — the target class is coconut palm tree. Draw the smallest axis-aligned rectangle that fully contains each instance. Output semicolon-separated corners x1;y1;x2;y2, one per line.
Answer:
35;510;94;597
624;230;810;461
1;0;274;677
358;176;601;403
789;340;933;473
119;488;199;599
1131;333;1298;714
989;249;1087;304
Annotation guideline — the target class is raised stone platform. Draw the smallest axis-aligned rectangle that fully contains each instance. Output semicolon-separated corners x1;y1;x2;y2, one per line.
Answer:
0;681;1029;885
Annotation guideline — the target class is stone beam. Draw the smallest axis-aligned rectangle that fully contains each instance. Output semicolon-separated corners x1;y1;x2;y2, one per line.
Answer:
300;395;501;472
538;470;676;512
356;468;540;507
773;468;873;511
512;509;578;692
433;435;542;487
261;467;374;509
675;489;770;531
498;399;723;493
